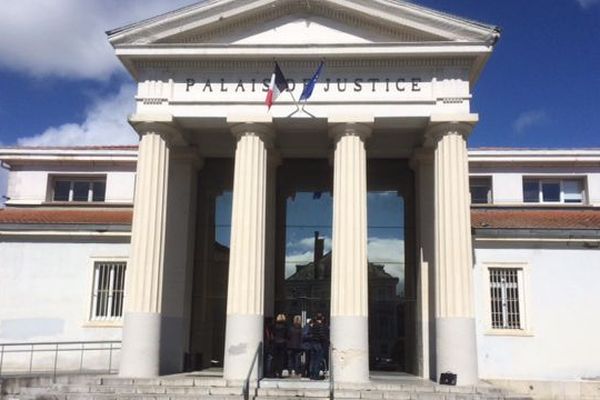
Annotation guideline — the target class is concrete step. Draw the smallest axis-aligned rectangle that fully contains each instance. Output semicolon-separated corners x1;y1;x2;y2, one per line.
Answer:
256;387;330;397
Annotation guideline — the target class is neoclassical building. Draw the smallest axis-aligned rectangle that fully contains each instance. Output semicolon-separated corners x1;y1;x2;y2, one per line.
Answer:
106;0;501;385
1;0;600;395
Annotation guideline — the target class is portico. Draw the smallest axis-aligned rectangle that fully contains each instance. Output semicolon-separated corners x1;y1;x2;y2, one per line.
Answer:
108;0;499;386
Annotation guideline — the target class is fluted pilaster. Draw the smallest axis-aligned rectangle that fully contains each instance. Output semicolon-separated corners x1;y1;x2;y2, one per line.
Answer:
223;123;274;381
330;123;371;383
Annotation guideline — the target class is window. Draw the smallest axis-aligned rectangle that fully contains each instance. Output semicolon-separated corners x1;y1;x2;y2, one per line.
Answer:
52;177;106;202
91;261;126;321
523;178;585;204
489;268;521;329
470;177;492;204
484;264;531;335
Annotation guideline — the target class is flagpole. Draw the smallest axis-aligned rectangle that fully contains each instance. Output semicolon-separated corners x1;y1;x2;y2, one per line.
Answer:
288;91;301;112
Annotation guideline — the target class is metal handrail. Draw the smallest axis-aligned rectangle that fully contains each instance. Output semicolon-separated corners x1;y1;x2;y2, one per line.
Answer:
329;343;334;400
243;342;263;400
0;340;121;382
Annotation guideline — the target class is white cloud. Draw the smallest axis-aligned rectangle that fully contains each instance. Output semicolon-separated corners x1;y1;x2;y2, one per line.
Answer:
0;0;195;80
17;84;139;147
513;110;548;134
576;0;599;8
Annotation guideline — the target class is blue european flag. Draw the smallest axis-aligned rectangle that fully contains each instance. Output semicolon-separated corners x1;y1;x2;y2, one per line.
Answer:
300;61;325;102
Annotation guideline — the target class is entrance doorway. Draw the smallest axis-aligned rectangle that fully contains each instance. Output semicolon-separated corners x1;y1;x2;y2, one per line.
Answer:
272;159;416;375
367;160;415;373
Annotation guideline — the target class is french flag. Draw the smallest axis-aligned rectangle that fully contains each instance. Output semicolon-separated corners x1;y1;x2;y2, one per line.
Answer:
265;62;289;110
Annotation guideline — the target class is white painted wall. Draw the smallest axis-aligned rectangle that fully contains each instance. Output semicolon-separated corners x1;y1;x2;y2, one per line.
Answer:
470;164;600;206
0;240;130;342
474;243;600;381
6;164;135;205
0;240;129;371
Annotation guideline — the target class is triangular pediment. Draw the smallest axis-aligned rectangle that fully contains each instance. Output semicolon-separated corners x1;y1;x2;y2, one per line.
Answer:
108;0;499;46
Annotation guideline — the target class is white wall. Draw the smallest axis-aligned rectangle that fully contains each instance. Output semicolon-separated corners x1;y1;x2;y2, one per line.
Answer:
0;240;130;372
474;243;600;381
0;240;129;342
6;164;135;205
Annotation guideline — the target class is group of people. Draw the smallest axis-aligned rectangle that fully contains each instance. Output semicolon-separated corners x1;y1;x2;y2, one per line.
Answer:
264;312;330;380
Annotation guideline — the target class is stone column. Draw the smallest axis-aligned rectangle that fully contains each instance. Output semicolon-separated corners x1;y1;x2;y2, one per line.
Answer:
120;123;175;378
223;123;274;381
330;123;372;383
429;122;478;385
410;149;435;380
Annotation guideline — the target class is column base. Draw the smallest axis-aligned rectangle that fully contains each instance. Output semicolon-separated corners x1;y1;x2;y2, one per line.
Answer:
435;317;478;386
331;315;369;383
223;314;263;381
120;312;161;378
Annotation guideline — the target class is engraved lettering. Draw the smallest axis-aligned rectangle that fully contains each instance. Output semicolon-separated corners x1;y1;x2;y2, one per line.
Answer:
396;78;406;92
235;80;245;92
412;78;422;92
368;78;380;92
354;78;363;92
186;78;195;92
203;80;213;92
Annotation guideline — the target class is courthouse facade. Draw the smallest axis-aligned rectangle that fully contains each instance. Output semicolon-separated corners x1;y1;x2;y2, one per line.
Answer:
108;0;498;385
1;0;600;391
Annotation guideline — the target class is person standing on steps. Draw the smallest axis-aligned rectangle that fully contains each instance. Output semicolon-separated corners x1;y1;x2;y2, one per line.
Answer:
309;313;329;380
287;315;303;377
272;313;288;378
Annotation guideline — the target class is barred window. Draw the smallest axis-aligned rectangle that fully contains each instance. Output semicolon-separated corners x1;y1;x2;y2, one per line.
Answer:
489;268;521;329
91;261;126;320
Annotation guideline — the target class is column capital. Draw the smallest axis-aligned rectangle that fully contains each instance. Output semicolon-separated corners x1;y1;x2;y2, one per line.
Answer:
425;114;478;145
129;114;186;145
230;122;275;148
329;122;372;142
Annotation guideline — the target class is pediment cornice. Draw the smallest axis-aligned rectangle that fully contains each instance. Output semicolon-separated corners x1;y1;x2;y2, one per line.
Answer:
108;0;500;47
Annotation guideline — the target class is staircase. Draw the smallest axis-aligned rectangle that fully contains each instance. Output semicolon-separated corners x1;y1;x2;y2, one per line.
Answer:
1;374;531;400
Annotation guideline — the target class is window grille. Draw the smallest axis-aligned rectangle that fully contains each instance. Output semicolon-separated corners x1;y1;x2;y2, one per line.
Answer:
489;268;521;329
91;262;126;321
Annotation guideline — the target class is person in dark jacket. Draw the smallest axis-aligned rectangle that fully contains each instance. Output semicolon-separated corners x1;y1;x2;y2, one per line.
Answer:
302;318;313;378
287;315;303;376
272;313;288;378
309;313;329;380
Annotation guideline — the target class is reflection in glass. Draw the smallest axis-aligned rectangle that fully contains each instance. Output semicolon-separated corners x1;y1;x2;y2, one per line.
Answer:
283;192;332;319
367;191;406;372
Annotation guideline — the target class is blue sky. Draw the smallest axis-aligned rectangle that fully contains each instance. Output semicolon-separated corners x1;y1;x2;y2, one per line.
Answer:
0;0;599;199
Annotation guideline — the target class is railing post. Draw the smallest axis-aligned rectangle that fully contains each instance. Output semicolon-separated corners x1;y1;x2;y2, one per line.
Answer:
29;344;34;373
80;343;85;373
108;343;113;374
53;344;59;383
329;344;334;400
